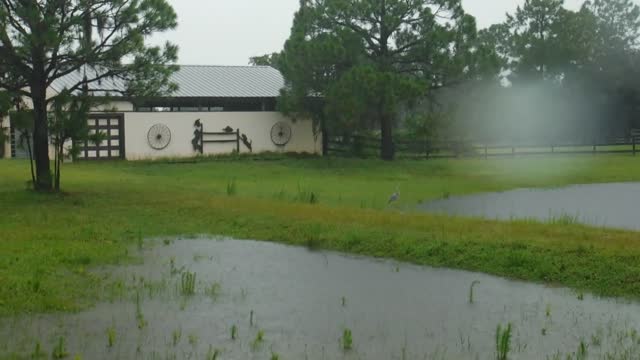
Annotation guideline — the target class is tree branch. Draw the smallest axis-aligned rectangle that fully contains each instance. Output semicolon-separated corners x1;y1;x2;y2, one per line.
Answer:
0;78;30;97
332;19;381;54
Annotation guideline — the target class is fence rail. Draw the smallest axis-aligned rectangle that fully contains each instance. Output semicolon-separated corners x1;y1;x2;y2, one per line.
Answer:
193;120;253;154
327;135;640;159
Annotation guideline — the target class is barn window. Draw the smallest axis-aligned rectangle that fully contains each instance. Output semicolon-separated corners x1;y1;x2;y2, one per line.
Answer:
178;107;199;112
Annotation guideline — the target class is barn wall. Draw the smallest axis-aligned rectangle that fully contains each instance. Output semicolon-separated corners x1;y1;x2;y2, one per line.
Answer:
123;112;320;160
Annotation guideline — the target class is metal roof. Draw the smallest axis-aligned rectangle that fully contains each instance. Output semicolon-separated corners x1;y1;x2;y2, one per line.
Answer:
170;65;284;98
50;65;285;98
50;67;127;96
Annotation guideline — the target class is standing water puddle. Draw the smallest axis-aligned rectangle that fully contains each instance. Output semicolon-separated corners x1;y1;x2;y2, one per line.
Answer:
3;238;640;359
420;182;640;230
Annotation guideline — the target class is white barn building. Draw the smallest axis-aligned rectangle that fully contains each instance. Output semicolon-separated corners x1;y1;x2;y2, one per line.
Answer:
1;65;320;160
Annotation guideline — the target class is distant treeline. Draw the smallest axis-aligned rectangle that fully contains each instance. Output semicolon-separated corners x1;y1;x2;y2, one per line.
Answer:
253;0;640;159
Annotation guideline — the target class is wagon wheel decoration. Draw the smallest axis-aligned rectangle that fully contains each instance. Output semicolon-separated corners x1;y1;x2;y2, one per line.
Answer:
147;123;172;150
270;122;292;146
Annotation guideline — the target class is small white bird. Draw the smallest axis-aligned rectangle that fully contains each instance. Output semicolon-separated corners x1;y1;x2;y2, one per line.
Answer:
388;186;400;204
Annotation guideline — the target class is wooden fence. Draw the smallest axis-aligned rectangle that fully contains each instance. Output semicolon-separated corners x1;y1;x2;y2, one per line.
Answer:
327;134;640;159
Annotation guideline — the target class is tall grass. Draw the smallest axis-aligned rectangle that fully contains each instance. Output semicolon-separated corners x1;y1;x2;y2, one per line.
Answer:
32;341;45;359
296;183;318;204
577;340;588;360
180;271;196;296
342;328;353;351
251;330;265;350
51;337;68;359
205;282;221;300
188;333;198;347
226;179;237;196
172;328;182;346
496;323;512;360
207;346;221;360
106;327;116;348
549;212;580;225
135;291;147;329
230;324;238;340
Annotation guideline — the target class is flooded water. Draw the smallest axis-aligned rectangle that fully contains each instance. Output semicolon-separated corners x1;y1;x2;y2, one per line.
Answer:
3;238;640;359
420;182;640;231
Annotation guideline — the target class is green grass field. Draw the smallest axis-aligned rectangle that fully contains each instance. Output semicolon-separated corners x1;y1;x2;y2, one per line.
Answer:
1;154;640;316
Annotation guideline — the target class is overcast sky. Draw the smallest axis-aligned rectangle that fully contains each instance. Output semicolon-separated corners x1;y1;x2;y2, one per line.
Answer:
151;0;587;66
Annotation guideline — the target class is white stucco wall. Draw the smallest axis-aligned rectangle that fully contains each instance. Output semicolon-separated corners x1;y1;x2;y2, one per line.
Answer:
123;112;320;160
3;97;321;160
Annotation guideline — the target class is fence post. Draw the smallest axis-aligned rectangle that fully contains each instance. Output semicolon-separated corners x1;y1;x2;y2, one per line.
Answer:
633;137;636;156
236;129;240;153
593;140;597;155
199;127;204;154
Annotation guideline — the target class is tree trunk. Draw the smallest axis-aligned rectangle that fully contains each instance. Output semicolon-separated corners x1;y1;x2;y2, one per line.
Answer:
321;116;329;156
53;140;58;190
55;140;63;191
31;65;52;192
14;102;37;186
24;129;36;187
380;114;394;161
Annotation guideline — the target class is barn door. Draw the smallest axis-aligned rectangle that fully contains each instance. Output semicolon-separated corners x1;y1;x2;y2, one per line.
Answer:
77;114;125;160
